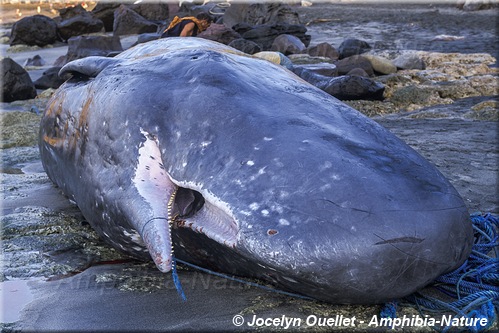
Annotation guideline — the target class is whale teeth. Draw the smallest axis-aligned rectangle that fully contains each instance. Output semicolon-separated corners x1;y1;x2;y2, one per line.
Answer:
167;187;179;259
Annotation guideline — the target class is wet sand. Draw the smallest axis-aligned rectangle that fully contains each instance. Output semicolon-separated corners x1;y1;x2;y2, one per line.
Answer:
1;2;498;332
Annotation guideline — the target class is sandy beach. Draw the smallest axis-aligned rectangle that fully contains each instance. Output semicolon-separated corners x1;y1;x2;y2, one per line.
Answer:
1;1;498;332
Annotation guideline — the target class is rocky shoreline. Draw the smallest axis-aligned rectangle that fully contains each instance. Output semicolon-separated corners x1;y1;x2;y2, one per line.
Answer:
2;3;497;116
1;2;498;332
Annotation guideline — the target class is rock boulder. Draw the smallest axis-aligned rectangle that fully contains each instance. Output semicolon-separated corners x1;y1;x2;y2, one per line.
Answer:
113;5;159;36
57;5;105;41
10;15;58;46
2;58;37;102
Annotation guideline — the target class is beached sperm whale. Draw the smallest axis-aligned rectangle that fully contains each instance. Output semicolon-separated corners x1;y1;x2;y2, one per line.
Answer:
39;38;472;304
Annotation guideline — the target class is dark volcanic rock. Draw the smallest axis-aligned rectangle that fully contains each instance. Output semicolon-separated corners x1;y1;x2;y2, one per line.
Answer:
34;67;65;89
307;42;339;61
198;24;241;45
336;55;374;76
91;2;121;32
346;68;370;77
58;4;87;20
240;24;277;50
338;38;371;59
292;67;384;100
293;63;338;77
232;22;254;35
241;23;310;51
55;35;123;66
223;2;301;29
129;2;169;21
177;2;219;18
57;5;105;41
10;15;58;46
274;24;310;47
323;76;385;100
1;58;37;102
23;55;45;67
223;4;310;51
271;34;306;55
228;38;262;54
113;5;159;36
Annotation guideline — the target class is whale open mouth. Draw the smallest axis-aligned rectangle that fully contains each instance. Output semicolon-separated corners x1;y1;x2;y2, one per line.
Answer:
130;129;239;273
168;184;239;248
172;187;205;219
159;184;241;272
136;180;240;273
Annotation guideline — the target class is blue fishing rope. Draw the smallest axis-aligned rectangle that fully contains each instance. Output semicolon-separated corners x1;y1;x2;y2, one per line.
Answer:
171;256;314;301
380;212;499;332
380;301;398;319
171;257;186;301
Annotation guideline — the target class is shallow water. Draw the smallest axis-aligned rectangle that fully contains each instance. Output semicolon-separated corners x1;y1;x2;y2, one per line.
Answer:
299;3;498;59
0;279;37;323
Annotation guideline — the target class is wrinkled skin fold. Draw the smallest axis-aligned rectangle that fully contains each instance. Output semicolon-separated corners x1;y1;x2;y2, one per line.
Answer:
39;38;472;304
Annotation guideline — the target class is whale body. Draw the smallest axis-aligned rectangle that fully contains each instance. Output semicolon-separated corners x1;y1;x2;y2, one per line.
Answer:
39;38;472;303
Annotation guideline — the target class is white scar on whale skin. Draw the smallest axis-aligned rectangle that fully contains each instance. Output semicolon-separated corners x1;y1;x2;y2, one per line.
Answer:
133;128;173;213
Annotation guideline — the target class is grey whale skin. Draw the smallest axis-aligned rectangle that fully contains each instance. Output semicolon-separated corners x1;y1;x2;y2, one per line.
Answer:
39;38;472;304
